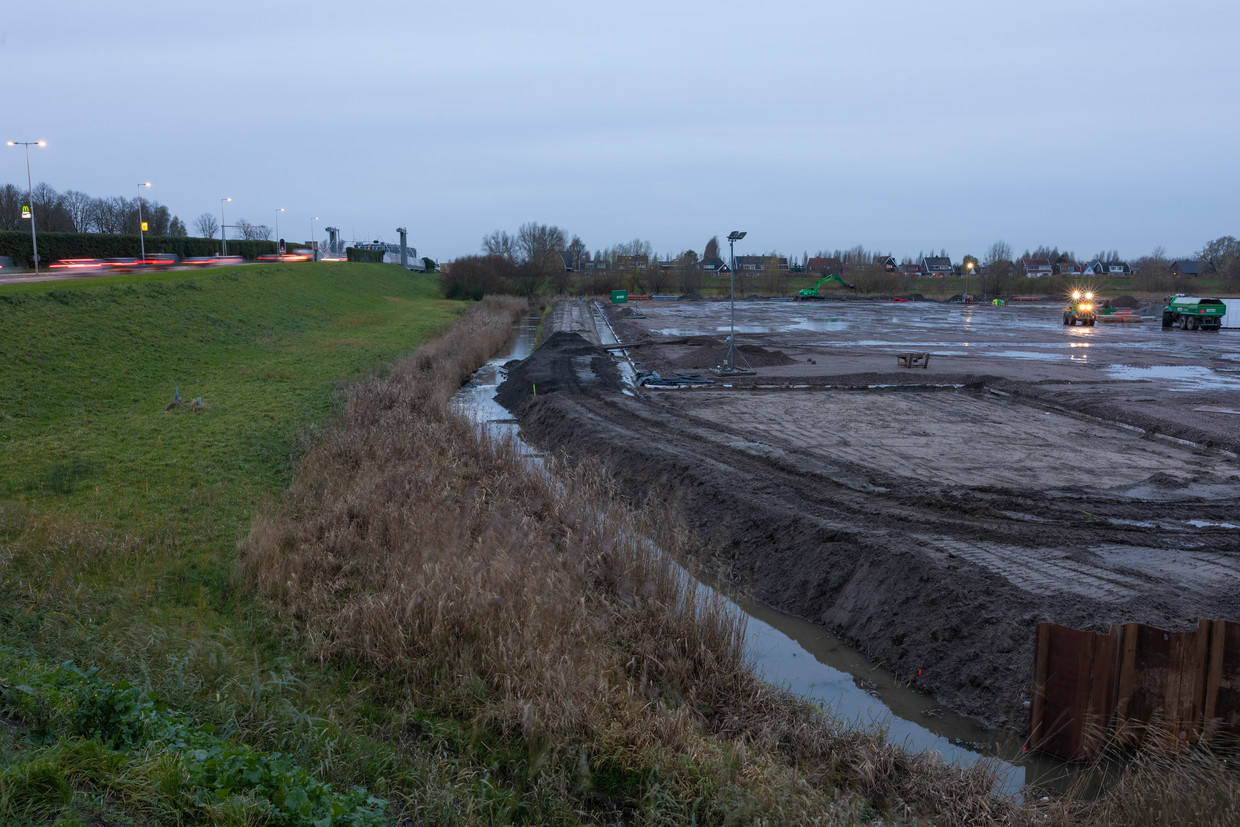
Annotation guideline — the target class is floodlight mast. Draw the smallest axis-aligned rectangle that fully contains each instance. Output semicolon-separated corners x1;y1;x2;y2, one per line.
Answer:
726;231;747;371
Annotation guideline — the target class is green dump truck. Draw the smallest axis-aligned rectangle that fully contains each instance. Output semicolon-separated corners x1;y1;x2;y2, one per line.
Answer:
1161;294;1225;330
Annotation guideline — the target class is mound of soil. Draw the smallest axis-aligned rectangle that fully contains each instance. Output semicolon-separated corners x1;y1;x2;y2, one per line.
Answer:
1110;294;1141;308
673;343;797;371
496;331;624;411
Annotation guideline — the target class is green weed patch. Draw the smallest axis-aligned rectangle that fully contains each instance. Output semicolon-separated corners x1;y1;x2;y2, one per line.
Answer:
0;647;387;825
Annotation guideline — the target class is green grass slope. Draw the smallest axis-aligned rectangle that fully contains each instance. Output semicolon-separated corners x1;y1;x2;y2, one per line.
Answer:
0;263;462;824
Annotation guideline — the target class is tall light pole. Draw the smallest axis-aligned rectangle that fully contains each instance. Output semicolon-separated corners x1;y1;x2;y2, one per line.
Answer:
137;182;151;260
220;197;231;255
274;207;284;253
7;140;47;274
726;230;747;371
310;216;318;261
964;260;974;304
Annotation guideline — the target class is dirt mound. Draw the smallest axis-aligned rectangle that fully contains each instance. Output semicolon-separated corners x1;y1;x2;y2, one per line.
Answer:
496;331;624;411
1109;294;1141;308
673;343;798;370
679;293;706;302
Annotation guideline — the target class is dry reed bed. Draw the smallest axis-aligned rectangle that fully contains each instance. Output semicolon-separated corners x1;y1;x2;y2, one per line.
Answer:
241;296;1201;823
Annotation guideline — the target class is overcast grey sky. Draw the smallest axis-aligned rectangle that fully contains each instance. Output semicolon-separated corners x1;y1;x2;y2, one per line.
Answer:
4;1;1237;263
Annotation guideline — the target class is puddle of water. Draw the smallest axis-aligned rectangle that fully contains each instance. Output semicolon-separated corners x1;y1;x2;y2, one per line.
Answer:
1187;519;1240;529
1103;364;1240;392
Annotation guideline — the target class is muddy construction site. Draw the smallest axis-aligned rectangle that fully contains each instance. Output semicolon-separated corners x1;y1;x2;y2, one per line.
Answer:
498;297;1240;731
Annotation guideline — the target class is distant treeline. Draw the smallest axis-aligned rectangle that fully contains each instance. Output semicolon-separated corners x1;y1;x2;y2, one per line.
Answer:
0;230;276;266
1;182;187;237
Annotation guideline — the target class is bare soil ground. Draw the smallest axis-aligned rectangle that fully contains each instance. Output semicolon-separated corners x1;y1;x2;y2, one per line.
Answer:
500;297;1240;731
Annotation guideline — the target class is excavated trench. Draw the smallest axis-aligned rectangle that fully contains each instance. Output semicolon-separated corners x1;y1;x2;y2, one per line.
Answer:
498;300;1240;737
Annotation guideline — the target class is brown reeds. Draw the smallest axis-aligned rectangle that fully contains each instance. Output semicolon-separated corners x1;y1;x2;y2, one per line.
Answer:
243;294;1177;822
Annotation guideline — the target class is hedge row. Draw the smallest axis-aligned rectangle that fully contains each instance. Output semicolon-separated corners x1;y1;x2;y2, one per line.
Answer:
0;230;277;267
346;247;387;263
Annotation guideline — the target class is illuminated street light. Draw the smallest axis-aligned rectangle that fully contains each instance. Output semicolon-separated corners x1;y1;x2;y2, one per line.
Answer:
964;260;974;304
725;230;747;372
220;197;231;255
137;182;151;260
7;140;47;274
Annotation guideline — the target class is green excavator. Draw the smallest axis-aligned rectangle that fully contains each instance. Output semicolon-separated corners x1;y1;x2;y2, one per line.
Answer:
797;273;855;299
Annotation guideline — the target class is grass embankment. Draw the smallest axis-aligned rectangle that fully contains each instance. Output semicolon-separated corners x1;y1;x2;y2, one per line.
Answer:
0;263;467;824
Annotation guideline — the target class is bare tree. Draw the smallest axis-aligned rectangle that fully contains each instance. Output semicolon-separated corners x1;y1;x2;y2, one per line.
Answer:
983;241;1013;268
516;221;567;274
236;219;270;241
194;212;219;239
0;183;22;230
31;182;69;231
679;249;701;293
481;229;518;264
91;196;129;234
61;190;95;232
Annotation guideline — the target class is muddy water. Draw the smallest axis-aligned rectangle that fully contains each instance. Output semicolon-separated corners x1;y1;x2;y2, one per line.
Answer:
451;313;1086;795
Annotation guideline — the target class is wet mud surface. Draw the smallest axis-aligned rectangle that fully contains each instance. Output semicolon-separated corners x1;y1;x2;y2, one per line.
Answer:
499;298;1240;730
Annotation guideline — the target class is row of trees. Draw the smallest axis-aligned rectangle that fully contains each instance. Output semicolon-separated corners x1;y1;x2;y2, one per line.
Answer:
448;225;1240;300
0;181;286;248
0;182;187;237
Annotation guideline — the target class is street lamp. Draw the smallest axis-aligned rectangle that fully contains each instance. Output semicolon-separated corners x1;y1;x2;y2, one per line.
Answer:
274;208;285;253
220;197;231;256
7;140;47;274
964;260;974;304
310;216;318;261
137;182;151;260
726;230;747;372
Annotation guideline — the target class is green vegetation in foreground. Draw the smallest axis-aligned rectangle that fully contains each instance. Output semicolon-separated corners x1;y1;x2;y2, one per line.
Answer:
0;263;462;824
0;647;386;825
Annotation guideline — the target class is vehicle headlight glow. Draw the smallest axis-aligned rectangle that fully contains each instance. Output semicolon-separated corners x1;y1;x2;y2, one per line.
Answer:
1072;290;1082;299
1085;291;1093;300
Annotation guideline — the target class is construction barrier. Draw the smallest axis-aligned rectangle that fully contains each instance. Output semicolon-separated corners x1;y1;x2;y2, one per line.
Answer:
1028;619;1240;760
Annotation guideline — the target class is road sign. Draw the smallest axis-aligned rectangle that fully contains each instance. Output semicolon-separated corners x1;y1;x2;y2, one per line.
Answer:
141;222;148;232
21;205;31;219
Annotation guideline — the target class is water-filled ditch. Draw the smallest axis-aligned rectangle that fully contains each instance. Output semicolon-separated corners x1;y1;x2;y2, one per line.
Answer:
454;313;1082;796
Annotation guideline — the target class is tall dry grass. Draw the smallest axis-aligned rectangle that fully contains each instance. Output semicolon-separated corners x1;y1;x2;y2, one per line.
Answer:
240;294;1239;823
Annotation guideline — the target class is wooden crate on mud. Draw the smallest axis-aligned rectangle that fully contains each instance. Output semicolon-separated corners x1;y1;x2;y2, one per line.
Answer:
1028;619;1240;760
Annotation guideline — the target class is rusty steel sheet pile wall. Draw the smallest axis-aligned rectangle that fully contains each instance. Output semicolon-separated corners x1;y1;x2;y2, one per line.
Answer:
1029;620;1240;760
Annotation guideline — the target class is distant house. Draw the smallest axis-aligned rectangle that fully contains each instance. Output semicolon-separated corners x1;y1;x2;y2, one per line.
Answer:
735;255;789;272
807;256;845;275
1022;258;1054;278
901;261;926;277
1085;260;1131;276
700;256;727;272
584;258;609;271
615;254;650;270
1170;259;1214;277
1053;260;1084;276
879;255;898;273
921;256;953;277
